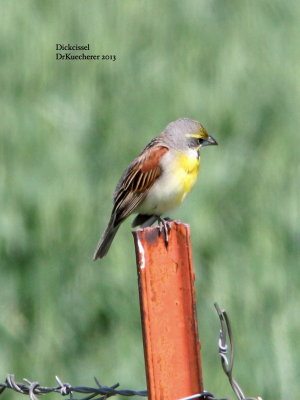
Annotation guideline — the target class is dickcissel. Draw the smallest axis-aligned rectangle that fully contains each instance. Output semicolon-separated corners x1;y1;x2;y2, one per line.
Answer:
93;118;218;260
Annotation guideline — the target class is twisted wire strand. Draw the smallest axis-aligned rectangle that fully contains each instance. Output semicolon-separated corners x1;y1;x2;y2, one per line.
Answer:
0;375;218;400
0;375;148;400
214;303;263;400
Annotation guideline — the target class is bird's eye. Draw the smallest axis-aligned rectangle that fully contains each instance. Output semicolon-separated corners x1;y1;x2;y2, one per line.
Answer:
198;138;204;144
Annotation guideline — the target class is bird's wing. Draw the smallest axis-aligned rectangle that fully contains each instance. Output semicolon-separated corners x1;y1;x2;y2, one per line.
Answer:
112;145;169;221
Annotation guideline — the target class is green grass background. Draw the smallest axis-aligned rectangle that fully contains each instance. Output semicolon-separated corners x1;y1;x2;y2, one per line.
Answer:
1;1;299;399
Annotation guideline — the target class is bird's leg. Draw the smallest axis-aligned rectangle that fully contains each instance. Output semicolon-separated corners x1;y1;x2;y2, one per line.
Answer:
139;215;159;228
158;217;172;245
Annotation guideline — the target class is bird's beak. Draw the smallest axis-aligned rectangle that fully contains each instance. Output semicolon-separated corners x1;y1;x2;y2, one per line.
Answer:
202;135;218;146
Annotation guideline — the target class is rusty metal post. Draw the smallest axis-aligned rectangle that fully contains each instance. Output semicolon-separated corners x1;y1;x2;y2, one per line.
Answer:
133;221;203;400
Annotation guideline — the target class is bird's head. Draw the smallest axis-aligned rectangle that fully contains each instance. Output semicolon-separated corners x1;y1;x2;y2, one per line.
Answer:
163;118;218;150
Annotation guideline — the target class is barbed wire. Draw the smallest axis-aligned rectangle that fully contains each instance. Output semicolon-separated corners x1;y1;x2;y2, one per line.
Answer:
0;375;148;399
0;304;262;400
0;376;216;400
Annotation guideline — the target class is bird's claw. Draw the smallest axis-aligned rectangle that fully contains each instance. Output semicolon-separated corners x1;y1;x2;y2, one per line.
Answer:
158;217;172;246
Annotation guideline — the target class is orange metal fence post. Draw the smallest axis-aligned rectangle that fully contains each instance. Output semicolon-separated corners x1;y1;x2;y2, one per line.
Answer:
133;221;203;400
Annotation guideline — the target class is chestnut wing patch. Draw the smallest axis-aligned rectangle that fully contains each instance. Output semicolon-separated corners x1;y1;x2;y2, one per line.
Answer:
113;146;168;221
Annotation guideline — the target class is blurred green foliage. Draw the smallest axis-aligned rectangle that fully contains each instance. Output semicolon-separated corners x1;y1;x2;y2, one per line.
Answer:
1;1;300;399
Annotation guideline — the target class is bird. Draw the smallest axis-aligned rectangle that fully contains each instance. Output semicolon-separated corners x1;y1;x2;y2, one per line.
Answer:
93;118;218;260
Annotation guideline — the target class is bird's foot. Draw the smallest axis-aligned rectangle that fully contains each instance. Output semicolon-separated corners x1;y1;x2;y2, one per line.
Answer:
158;217;173;245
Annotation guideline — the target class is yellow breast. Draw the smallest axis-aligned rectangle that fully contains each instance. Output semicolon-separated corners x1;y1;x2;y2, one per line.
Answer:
136;149;200;215
175;152;200;203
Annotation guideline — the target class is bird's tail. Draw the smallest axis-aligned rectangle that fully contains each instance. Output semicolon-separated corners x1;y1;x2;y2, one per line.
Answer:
93;218;121;260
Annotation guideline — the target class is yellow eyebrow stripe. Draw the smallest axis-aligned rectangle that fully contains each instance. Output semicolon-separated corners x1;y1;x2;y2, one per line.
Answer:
185;133;201;138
